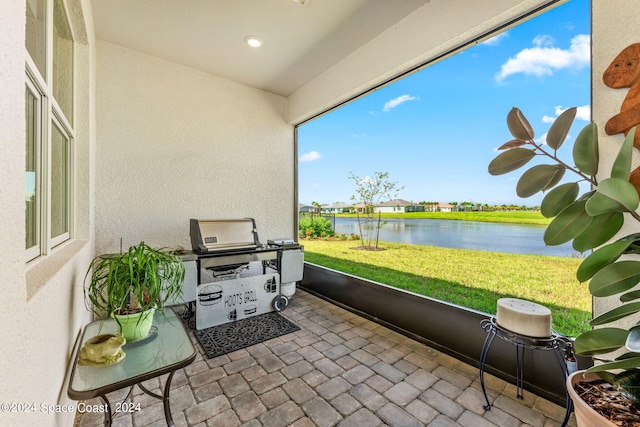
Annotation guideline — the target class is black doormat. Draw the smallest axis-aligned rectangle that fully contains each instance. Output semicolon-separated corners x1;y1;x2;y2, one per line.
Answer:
194;312;300;359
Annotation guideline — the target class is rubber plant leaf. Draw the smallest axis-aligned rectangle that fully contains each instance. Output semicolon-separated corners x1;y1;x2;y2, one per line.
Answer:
576;190;596;202
586;357;640;372
516;165;565;198
611;127;636;180
585;177;640;216
589;260;640;298
621;290;640;302
540;182;579;218
574;327;628;355
620;232;640;245
573;122;599;176
615;369;640;402
615;351;640;360
506;107;534;140
572;212;624;253
590;302;640;325
541;166;566;192
546;107;576;150
543;200;592;246
577;239;633;282
626;325;640;352
488;148;536;176
498;139;528;150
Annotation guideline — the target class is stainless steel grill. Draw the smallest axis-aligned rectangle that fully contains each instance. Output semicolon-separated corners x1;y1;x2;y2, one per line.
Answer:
185;218;304;329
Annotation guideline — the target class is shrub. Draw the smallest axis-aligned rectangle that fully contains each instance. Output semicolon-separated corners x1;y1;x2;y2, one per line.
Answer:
299;216;335;239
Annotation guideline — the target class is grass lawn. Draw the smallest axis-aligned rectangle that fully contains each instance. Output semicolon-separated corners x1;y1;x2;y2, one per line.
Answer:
301;239;590;337
335;211;551;225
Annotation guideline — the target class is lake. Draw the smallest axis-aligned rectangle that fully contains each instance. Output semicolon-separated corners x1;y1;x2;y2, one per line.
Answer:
331;217;579;257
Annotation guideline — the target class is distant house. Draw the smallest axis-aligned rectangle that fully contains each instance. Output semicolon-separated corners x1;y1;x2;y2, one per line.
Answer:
322;202;351;214
352;203;367;214
422;202;439;212
374;199;424;213
438;203;456;212
299;204;320;214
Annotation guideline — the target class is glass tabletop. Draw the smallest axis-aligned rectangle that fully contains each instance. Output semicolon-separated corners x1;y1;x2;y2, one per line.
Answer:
68;308;196;400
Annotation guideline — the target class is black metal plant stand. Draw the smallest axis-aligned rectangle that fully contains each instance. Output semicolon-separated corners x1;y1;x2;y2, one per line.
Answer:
479;317;573;427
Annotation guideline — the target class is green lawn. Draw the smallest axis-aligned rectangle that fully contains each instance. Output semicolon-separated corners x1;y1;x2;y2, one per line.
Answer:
334;211;551;225
301;239;590;337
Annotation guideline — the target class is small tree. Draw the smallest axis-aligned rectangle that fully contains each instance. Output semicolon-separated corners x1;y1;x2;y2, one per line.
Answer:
349;171;404;249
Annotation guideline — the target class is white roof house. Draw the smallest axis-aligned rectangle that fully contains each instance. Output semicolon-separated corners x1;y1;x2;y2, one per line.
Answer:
438;203;456;212
1;1;631;425
374;199;416;213
322;202;351;213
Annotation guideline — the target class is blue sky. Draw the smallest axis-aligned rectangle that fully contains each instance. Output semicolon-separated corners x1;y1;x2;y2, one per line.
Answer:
298;0;590;207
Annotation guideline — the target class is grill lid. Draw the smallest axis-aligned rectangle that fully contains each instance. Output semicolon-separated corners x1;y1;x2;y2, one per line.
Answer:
190;218;260;254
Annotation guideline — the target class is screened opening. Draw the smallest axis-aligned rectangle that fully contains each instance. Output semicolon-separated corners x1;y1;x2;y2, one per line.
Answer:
297;0;591;337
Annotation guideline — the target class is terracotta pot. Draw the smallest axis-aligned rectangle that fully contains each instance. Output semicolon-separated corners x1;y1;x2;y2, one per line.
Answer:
567;370;617;427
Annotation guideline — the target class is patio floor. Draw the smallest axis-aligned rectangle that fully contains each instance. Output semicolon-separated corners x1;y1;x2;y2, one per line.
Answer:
74;289;576;427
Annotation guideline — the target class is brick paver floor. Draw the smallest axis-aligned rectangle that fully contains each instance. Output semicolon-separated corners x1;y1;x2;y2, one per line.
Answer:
74;289;576;427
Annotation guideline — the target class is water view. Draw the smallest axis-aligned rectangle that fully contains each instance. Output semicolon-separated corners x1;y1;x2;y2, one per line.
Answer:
332;217;578;257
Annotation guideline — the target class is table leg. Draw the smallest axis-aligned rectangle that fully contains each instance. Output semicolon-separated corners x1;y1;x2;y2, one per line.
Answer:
515;346;525;399
552;346;573;427
479;328;497;410
99;395;112;427
163;371;176;427
138;371;177;427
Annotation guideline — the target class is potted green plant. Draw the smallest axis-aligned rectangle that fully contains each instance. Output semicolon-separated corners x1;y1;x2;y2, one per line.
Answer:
489;107;640;425
84;241;185;342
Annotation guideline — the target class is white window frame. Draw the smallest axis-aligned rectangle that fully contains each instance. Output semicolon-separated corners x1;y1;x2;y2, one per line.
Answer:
25;76;43;262
49;113;73;248
25;0;75;262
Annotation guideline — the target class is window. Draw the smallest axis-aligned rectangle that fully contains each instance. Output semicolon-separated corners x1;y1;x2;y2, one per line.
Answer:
25;0;74;261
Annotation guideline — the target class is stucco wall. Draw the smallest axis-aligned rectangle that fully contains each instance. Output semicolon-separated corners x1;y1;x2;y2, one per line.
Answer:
592;0;640;324
0;1;95;426
95;41;293;254
0;2;31;423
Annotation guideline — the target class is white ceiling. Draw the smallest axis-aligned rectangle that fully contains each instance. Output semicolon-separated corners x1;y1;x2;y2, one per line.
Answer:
90;0;428;97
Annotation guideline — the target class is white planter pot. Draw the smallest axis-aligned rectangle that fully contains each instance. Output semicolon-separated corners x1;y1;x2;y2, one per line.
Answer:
567;370;617;427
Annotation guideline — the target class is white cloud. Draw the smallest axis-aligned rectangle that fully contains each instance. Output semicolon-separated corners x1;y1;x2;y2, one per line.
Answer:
576;105;591;121
383;94;418;112
299;150;321;163
536;132;548;146
352;133;367;138
482;32;509;46
532;35;555;47
541;105;591;123
496;34;590;82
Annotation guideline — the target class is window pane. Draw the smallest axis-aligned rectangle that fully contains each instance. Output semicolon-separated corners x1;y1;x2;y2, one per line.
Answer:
26;88;39;250
51;121;69;239
26;0;46;78
53;0;73;124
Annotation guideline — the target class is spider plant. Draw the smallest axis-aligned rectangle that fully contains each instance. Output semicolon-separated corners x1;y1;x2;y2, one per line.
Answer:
84;241;185;321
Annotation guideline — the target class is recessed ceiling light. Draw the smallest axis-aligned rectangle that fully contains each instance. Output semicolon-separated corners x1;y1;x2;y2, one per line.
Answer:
244;36;263;48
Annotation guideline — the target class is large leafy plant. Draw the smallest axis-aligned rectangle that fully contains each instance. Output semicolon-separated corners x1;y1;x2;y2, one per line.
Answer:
84;241;185;318
489;107;640;402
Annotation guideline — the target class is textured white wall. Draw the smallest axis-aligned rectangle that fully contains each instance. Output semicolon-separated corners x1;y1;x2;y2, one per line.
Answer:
1;1;95;426
0;3;30;424
95;41;293;254
592;0;640;324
